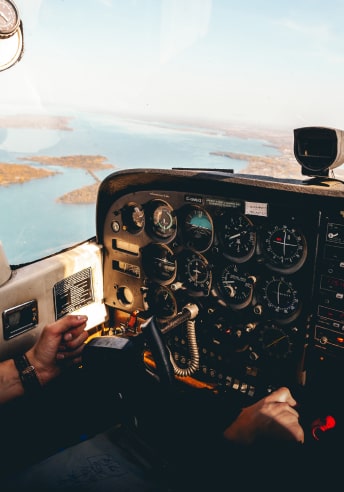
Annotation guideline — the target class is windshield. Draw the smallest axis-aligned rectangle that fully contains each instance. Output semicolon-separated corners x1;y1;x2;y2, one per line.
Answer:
1;0;344;265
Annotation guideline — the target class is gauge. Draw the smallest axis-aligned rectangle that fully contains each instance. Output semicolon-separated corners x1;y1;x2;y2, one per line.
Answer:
257;323;292;359
262;224;307;273
218;263;256;309
146;200;177;241
180;250;212;294
0;0;20;38
181;205;213;252
261;276;301;321
146;285;178;319
121;202;145;233
142;243;177;284
219;213;256;263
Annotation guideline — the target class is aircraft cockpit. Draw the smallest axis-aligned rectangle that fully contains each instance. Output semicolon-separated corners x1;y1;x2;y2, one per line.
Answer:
1;1;344;490
1;127;344;489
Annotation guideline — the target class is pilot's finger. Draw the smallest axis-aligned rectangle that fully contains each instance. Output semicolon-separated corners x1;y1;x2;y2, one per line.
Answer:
265;386;297;407
62;328;89;345
56;342;85;360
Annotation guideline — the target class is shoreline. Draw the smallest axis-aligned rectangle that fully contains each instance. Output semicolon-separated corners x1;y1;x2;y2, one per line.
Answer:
1;124;343;203
0;155;115;203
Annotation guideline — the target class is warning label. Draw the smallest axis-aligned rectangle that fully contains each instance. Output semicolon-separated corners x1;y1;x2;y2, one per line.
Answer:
54;267;94;319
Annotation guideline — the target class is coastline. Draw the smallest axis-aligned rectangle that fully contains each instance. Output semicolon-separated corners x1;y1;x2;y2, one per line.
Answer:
0;155;115;203
1;123;343;203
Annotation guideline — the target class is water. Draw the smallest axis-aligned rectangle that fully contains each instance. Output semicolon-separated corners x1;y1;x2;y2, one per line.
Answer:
0;112;280;264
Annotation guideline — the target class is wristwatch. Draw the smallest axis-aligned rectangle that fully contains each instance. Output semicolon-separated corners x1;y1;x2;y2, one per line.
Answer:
13;354;42;393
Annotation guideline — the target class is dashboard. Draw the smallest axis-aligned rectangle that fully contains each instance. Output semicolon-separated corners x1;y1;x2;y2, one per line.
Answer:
1;166;344;485
97;168;344;413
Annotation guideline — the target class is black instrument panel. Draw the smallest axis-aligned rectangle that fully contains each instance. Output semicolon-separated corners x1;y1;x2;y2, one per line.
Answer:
98;169;344;404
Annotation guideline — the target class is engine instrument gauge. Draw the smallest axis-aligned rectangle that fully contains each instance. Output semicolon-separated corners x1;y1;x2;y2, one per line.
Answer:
146;200;177;241
218;263;256;309
121;202;145;233
257;323;292;359
180;250;212;294
261;276;301;322
219;213;256;263
142;243;177;284
146;285;178;319
181;205;213;252
262;224;307;273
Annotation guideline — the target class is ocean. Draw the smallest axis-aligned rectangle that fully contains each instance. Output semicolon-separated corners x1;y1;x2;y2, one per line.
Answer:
0;113;280;264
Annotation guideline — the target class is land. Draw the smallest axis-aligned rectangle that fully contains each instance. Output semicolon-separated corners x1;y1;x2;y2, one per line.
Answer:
0;163;57;185
0;155;115;203
0;114;73;131
0;119;343;203
211;148;302;180
0;114;116;203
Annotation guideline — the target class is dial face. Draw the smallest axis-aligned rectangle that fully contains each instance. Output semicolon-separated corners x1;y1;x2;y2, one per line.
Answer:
142;243;177;284
0;0;19;38
218;263;255;309
180;251;212;294
263;224;307;273
258;324;292;359
121;202;145;233
146;200;177;241
182;206;213;252
146;285;177;319
261;276;300;321
219;214;256;263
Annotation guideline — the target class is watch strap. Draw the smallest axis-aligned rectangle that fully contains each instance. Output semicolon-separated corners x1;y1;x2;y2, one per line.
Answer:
13;354;42;393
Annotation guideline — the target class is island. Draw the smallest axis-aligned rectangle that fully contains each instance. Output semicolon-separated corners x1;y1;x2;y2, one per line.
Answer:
0;163;57;185
1;117;343;204
0;154;115;204
0;114;116;203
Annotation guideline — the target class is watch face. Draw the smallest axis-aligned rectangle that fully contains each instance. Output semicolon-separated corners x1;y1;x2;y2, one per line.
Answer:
0;0;20;38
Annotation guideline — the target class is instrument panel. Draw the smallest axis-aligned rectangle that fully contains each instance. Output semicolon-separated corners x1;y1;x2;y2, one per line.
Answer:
99;169;344;403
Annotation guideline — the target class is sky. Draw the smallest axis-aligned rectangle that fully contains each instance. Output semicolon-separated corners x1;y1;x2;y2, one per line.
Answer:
2;0;344;130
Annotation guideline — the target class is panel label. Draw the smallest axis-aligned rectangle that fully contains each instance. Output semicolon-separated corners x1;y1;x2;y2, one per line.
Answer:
54;267;94;319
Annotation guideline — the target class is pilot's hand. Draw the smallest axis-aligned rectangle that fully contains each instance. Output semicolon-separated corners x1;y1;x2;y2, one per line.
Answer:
26;314;89;386
223;386;304;445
